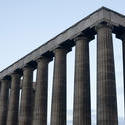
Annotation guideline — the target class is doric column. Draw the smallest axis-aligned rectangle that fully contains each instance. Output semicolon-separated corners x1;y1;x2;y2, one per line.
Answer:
96;23;118;125
6;72;21;125
51;48;67;125
19;65;34;125
31;88;35;125
73;35;91;125
33;57;50;125
0;78;10;125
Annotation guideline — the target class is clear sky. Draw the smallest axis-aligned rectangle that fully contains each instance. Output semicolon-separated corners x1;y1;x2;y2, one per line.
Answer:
0;0;125;125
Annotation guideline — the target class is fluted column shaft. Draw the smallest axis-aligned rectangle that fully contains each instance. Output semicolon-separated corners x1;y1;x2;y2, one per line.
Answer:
7;73;21;125
19;66;34;125
0;79;10;125
97;24;118;125
51;48;67;125
33;57;50;125
73;35;91;125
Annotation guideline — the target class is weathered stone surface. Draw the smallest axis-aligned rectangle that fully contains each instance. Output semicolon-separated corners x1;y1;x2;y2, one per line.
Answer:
97;24;118;125
33;57;50;125
0;79;10;125
0;7;124;125
6;73;21;125
73;35;91;125
0;7;125;79
19;66;34;125
51;48;67;125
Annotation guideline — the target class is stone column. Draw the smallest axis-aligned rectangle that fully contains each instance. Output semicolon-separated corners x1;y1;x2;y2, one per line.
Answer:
0;78;10;125
19;65;34;125
6;72;21;125
51;48;67;125
33;57;50;125
31;88;35;124
96;23;118;125
73;35;91;125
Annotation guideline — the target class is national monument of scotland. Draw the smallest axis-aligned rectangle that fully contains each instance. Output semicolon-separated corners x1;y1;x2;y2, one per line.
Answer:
0;7;125;125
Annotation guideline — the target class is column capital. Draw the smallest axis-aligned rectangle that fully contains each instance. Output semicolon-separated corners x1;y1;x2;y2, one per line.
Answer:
53;47;69;55
36;56;52;64
95;22;113;31
74;35;88;42
23;64;35;71
11;70;22;78
74;32;94;43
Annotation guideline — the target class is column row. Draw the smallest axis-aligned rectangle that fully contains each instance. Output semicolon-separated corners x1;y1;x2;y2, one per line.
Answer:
0;23;124;125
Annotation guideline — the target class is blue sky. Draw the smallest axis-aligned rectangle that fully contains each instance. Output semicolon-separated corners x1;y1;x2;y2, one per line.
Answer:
0;0;125;125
